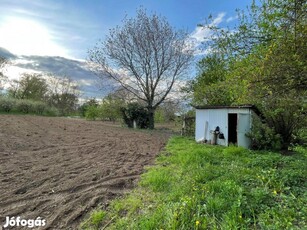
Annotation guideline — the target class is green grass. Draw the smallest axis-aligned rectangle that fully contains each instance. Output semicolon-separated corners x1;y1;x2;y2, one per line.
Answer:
81;137;307;230
81;210;107;229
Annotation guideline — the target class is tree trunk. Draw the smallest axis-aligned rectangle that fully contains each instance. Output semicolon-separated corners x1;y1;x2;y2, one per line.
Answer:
148;108;155;130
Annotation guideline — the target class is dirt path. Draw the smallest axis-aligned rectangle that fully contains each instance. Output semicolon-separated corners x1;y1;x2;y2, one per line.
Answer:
0;115;169;229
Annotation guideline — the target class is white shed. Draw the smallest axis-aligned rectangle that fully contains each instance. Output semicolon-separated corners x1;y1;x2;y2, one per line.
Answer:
195;105;260;149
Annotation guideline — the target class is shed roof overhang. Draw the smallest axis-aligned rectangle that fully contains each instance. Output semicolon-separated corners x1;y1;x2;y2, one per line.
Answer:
193;104;262;117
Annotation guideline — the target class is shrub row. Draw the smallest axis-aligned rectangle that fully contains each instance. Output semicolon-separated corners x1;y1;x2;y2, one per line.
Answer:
84;102;150;128
84;104;122;122
0;97;59;116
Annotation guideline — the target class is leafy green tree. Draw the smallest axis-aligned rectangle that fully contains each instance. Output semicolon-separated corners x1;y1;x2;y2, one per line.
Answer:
85;105;99;120
188;53;235;105
98;95;124;121
8;73;48;101
79;98;99;117
192;0;306;149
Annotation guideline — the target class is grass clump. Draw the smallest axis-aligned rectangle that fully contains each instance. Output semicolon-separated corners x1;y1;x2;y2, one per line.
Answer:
81;210;107;229
82;137;307;229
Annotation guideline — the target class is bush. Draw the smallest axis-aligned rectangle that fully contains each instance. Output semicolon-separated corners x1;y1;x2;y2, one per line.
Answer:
154;108;165;123
79;98;99;117
16;100;34;113
80;97;123;122
85;105;99;120
0;97;59;116
295;128;307;147
32;101;46;114
44;106;59;116
121;103;149;129
98;102;122;122
0;97;16;112
256;95;306;150
246;116;282;150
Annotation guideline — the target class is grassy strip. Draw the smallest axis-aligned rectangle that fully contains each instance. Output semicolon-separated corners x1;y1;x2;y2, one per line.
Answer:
81;137;307;229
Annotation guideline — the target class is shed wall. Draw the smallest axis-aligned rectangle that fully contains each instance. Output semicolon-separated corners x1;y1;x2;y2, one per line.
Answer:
195;109;227;145
195;110;208;142
195;108;253;148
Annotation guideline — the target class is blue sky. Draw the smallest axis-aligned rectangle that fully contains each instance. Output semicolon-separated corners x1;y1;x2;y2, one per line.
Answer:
0;0;256;60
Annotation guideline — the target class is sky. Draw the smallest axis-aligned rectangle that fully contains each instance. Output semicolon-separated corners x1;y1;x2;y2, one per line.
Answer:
0;0;258;99
0;0;256;60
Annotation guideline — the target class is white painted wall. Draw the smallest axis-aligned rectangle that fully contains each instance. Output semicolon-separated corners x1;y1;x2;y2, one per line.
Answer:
195;108;254;148
195;109;227;145
195;109;208;142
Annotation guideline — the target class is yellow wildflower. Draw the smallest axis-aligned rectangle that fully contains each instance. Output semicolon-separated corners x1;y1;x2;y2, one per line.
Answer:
196;220;200;226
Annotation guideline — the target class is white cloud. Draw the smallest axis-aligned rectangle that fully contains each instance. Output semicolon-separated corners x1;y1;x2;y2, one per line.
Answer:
79;79;95;86
189;26;211;43
212;12;226;25
226;15;238;23
2;65;40;89
190;12;226;42
0;0;93;59
188;12;226;56
0;16;70;57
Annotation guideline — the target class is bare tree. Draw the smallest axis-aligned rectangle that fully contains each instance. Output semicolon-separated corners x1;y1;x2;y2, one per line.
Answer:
47;75;80;115
88;8;194;129
0;57;6;70
0;57;9;91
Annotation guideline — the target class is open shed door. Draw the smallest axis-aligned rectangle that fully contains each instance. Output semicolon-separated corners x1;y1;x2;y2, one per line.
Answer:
237;113;251;148
228;113;237;145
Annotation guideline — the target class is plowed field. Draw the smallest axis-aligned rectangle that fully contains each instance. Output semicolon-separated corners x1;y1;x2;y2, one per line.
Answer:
0;115;169;229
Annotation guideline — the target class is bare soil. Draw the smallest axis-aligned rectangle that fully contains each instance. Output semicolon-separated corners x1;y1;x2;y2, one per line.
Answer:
0;115;169;229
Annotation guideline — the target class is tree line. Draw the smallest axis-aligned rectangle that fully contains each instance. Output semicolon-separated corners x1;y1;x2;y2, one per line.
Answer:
0;60;180;124
0;72;79;116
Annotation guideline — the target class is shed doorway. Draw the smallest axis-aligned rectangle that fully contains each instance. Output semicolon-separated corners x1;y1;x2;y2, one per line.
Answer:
228;113;237;145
